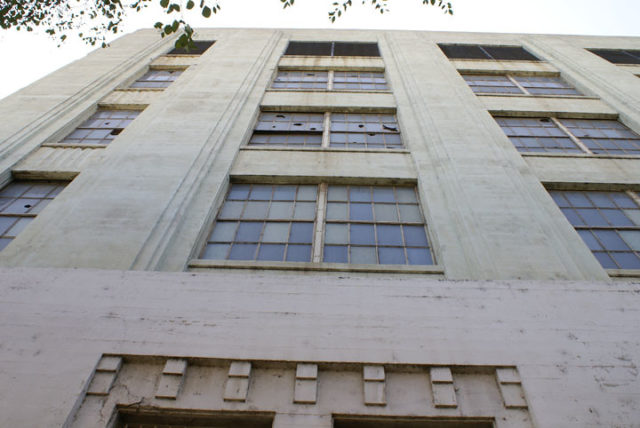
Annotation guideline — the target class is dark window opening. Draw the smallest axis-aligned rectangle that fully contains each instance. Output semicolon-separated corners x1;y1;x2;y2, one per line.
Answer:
285;41;380;57
588;48;640;65
334;416;495;428
167;40;215;55
438;44;540;61
116;410;273;428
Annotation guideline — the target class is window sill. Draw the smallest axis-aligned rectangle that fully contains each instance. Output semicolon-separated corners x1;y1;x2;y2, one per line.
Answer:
42;143;107;149
113;88;166;92
266;89;391;94
520;152;640;160
239;146;410;154
189;259;444;274
477;93;599;100
607;269;640;278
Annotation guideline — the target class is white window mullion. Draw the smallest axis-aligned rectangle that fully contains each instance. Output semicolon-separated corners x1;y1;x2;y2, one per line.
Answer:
551;117;594;154
322;113;331;148
312;183;328;263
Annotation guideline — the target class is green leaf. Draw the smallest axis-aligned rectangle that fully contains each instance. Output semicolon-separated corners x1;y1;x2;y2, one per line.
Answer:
160;0;169;8
202;6;211;17
186;0;195;9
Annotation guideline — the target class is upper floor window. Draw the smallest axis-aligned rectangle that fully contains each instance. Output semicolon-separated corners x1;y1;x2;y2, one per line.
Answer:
57;109;141;146
439;44;540;61
272;70;388;91
285;41;380;57
0;181;68;251
496;117;640;155
550;190;640;270
201;184;434;266
248;112;402;150
129;69;184;89
463;74;582;96
588;48;640;65
167;40;215;55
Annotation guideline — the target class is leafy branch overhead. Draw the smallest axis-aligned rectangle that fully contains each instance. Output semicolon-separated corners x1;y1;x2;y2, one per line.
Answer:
0;0;453;49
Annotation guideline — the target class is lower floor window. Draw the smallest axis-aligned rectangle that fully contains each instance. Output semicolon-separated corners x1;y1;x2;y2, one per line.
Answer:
0;180;68;251
201;183;435;266
550;189;640;269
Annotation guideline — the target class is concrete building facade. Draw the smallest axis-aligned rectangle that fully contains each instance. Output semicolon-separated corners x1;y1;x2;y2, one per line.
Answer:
0;28;639;427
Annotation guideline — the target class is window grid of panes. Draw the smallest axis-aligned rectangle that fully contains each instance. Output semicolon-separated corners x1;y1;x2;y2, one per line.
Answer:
272;71;329;89
271;70;388;91
560;119;640;155
463;74;581;96
332;72;388;90
57;110;141;145
550;190;640;269
462;75;522;94
0;181;67;251
323;185;433;265
202;184;318;262
330;113;402;149
129;69;183;89
438;44;540;61
202;184;434;266
250;113;324;147
495;117;582;153
496;117;640;155
588;48;640;65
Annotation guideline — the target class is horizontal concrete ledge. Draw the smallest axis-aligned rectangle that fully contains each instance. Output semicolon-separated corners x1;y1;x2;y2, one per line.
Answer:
607;269;640;278
42;143;106;150
478;94;600;101
521;153;640;161
261;91;396;113
278;56;385;72
266;89;392;95
239;147;410;154
151;55;200;68
189;259;445;275
230;176;419;186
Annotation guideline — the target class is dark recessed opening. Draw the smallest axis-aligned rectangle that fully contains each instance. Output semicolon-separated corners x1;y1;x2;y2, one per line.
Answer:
116;410;273;428
167;40;216;55
334;416;495;428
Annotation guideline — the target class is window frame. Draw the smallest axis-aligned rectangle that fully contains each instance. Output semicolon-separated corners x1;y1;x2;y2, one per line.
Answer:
127;67;186;90
270;69;390;92
438;44;541;61
588;48;640;65
495;116;640;156
246;111;405;151
0;180;69;252
193;182;442;273
549;188;640;272
47;107;144;148
284;41;381;57
462;73;583;97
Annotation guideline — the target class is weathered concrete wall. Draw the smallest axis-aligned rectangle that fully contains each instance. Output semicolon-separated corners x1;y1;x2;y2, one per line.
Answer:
0;267;638;427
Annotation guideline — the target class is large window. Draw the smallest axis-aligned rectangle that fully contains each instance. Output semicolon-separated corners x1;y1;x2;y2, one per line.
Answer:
462;74;581;96
550;190;640;269
203;184;317;262
323;185;433;265
438;44;540;61
129;69;183;89
588;48;640;65
496;117;640;155
285;41;380;57
202;184;434;266
248;112;402;149
167;40;215;55
56;109;141;146
0;181;67;251
271;70;388;91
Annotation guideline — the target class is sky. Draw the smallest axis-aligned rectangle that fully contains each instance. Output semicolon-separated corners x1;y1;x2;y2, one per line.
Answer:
1;0;640;100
